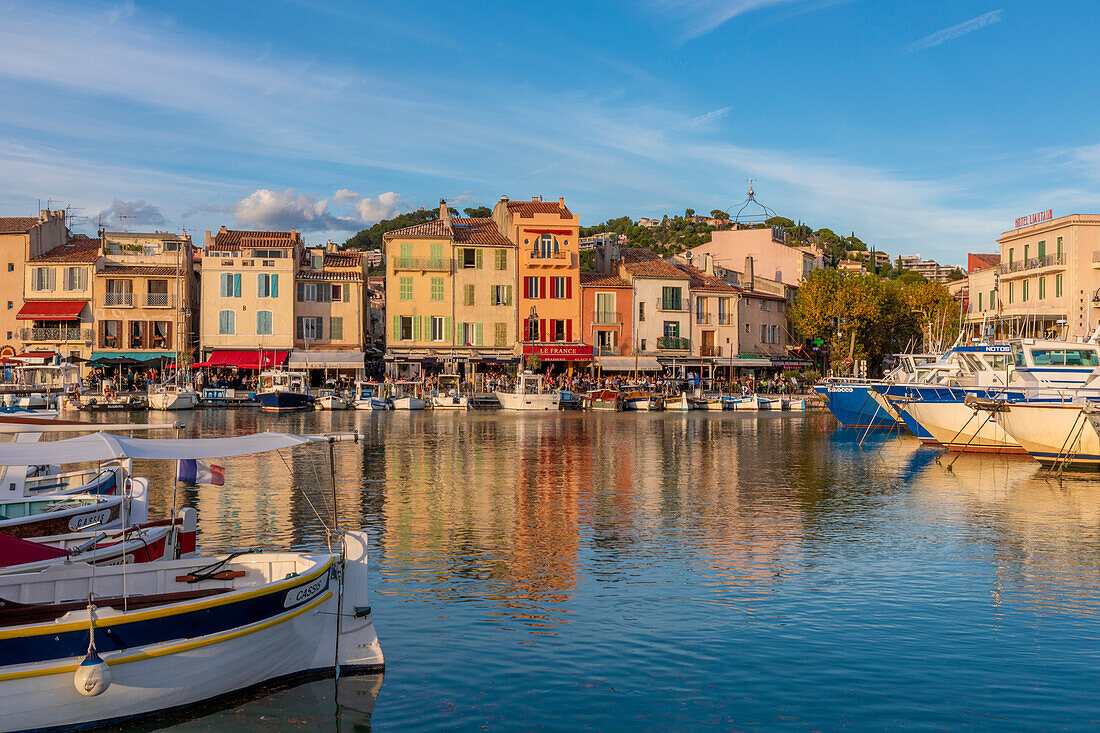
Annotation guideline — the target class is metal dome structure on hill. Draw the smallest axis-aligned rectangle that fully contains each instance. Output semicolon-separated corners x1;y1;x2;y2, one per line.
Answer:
725;180;779;226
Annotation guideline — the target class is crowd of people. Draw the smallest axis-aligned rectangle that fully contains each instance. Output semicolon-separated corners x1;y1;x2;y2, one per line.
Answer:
398;369;807;396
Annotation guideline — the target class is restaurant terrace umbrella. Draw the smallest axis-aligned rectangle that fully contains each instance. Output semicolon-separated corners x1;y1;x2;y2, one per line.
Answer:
91;356;139;366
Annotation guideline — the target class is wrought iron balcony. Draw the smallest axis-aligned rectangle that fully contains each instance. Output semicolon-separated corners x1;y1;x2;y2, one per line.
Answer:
20;327;93;343
998;253;1065;274
393;257;452;271
143;293;174;308
594;310;621;325
103;292;133;307
700;345;723;357
657;336;689;350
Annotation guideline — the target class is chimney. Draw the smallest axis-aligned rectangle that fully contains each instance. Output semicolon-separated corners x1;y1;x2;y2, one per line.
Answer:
500;194;509;202
744;256;755;291
703;252;714;276
558;196;565;208
439;199;451;227
532;195;541;202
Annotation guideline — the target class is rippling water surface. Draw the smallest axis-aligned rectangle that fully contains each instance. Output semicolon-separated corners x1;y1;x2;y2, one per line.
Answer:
105;408;1100;731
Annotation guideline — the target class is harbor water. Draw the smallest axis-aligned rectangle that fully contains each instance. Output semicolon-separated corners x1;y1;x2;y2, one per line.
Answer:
112;409;1100;730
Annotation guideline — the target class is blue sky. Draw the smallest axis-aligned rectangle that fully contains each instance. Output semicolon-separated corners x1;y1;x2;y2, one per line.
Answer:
1;0;1097;262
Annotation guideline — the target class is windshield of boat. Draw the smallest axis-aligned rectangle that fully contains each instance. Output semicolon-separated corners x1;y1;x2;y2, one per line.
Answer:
1029;348;1100;367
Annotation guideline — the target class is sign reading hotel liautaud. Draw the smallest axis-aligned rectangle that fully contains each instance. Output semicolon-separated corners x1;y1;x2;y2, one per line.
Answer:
1015;209;1053;228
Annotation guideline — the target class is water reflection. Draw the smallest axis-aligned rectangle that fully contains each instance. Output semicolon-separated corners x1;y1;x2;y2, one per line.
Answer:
78;408;1100;729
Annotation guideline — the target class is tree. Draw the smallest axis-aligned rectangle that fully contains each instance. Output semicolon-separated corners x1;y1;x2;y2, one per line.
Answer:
710;209;729;220
463;206;491;217
946;268;965;281
345;208;445;250
685;208;696;218
765;216;795;229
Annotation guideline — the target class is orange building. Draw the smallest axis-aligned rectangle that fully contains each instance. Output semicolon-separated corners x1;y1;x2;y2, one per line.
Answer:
492;196;589;369
580;272;638;372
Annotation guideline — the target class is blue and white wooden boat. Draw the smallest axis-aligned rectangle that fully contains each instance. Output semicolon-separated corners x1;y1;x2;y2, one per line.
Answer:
0;431;383;732
258;370;313;412
352;381;391;411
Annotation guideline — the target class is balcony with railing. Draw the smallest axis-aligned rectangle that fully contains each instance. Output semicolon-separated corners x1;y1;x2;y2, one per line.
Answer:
594;309;622;325
695;313;713;325
392;256;452;272
526;251;572;267
20;327;93;343
998;253;1065;276
657;336;689;350
700;345;723;357
717;313;732;325
143;293;174;308
103;292;133;307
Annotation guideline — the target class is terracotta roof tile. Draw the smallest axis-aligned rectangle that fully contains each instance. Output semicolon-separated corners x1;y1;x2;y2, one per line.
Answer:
620;247;661;263
674;263;738;292
101;265;180;277
622;256;689;280
209;229;301;251
453;217;512;246
383;219;453;239
297;271;363;282
505;200;573;219
323;251;362;267
30;235;100;263
0;217;40;234
580;272;630;287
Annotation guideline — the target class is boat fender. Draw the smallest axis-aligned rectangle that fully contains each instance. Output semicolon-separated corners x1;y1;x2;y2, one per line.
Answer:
353;605;372;619
74;648;110;696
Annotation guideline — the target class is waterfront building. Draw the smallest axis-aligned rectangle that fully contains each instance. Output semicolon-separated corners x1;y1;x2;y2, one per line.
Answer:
580;272;645;372
989;214;1100;340
20;234;99;360
895;254;961;283
0;211;69;354
384;203;519;376
365;276;386;351
289;243;369;376
492;196;588;369
618;248;692;371
93;230;196;366
199;226;302;369
675;258;740;376
687;226;823;289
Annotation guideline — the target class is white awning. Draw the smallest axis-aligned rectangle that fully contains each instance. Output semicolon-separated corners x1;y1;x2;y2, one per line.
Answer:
595;357;663;371
0;432;359;466
286;350;366;369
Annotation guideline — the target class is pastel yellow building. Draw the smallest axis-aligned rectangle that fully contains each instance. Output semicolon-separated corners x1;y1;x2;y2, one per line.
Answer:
20;234;100;360
0;211;69;354
290;243;370;374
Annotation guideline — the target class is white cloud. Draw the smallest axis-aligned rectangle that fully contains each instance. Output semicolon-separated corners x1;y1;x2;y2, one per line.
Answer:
684;106;731;128
904;10;1003;53
229;188;404;231
96;199;167;228
648;0;811;42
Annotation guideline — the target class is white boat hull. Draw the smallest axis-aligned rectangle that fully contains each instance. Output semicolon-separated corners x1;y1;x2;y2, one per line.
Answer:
621;398;652;411
758;397;783;410
729;396;759;411
392;397;426;410
315;396;349;410
431;395;468;410
148;391;199;411
994;402;1100;466
902;399;1025;453
495;392;560;411
663;395;691;412
0;533;382;732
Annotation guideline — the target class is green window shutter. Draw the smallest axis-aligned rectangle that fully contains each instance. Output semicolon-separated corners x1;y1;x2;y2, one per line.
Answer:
400;242;412;260
233;273;241;297
343;283;350;302
317;317;323;340
475;322;483;346
296;317;304;339
297;281;304;301
505;285;512;306
257;273;265;297
413;316;421;341
475;248;483;269
392;314;400;340
495;322;506;346
444;316;452;342
271;273;279;297
330;317;342;341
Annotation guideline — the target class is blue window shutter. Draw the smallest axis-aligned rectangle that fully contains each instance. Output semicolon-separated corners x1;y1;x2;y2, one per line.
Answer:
271;273;279;297
233;273;241;297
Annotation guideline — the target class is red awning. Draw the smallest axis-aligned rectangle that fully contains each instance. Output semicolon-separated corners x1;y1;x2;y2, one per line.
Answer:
16;301;85;321
521;344;594;362
192;350;289;370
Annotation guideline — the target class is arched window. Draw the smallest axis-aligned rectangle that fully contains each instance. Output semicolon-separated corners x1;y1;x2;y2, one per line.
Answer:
540;233;553;258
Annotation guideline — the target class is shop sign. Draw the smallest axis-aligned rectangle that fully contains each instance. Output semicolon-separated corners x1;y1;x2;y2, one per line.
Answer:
1015;209;1052;228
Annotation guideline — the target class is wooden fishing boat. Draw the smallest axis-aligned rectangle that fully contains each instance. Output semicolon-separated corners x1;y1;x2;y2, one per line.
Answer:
584;388;619;411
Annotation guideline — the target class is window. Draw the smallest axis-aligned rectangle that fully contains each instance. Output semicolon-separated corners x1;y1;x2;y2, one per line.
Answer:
429;316;444;342
129;321;146;348
761;299;770;311
596;293;615;323
663;321;679;338
989;290;995;310
458;322;481;346
464;284;475;306
771;325;779;344
220;273;241;298
297;316;323;340
398;316;413;341
1056;274;1063;298
638;301;645;322
462;248;479;269
430;277;444;301
1037;241;1046;261
525;276;540;299
1008;247;1014;264
330;317;343;341
399;277;412;301
332;284;344;301
99;320;121;348
495;322;507;346
1009;282;1014;304
761;324;768;343
430;243;444;268
1022;279;1029;300
311;254;322;270
526;318;539;341
552;277;568;299
63;267;87;291
1023;244;1029;262
6;263;11;272
495;249;507;270
553;319;566;342
978;292;983;311
640;338;647;351
252;249;286;259
539;233;555;258
256;310;273;335
1039;277;1046;300
661;287;682;311
151;321;171;348
491;285;512;306
31;267;54;292
1057;237;1063;258
257;273;279;298
218;310;235;334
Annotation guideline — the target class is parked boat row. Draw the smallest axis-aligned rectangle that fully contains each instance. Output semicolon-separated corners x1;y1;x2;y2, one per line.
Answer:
0;418;383;732
816;337;1100;469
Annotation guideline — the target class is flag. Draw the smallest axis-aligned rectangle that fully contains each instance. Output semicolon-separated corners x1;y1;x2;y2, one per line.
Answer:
177;459;225;486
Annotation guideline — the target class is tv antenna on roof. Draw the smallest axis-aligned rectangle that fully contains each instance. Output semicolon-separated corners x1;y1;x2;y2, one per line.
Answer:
726;179;777;225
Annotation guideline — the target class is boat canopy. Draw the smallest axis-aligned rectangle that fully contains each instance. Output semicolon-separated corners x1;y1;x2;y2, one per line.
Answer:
0;431;357;465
